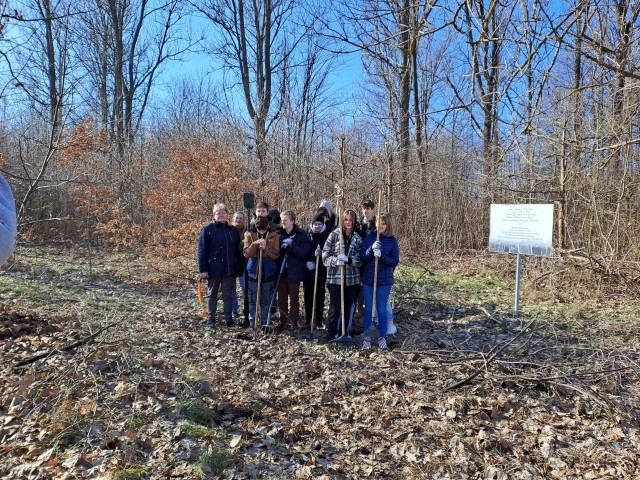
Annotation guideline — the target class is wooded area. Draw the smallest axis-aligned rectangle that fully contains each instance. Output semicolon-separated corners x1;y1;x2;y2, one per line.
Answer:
1;0;640;279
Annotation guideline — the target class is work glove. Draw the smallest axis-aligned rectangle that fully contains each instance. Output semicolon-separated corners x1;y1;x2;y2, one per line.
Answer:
315;246;322;257
336;254;349;266
373;248;381;258
372;240;382;250
306;261;316;271
281;238;293;249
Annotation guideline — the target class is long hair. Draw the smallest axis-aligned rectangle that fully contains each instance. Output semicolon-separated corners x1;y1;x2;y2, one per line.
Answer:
379;213;393;237
342;209;357;233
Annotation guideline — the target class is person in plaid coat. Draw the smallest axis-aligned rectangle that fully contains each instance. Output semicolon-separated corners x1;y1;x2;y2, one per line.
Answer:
322;209;362;339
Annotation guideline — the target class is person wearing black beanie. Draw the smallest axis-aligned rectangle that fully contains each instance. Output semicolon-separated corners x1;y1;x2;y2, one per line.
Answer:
302;212;330;328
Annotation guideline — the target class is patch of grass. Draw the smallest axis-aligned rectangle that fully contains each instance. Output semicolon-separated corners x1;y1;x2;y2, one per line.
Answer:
196;448;229;477
124;416;146;429
557;302;594;319
0;276;46;302
179;399;217;425
113;466;148;479
180;421;212;438
430;270;505;293
58;284;86;295
396;265;508;307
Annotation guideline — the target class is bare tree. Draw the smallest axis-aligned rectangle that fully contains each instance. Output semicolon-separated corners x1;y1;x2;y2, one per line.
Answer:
73;0;191;159
194;0;312;187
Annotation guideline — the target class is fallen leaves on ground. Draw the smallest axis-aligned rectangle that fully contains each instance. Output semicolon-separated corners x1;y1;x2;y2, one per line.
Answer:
1;245;639;479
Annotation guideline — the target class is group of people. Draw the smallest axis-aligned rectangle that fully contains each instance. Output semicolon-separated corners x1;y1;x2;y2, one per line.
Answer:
197;197;400;349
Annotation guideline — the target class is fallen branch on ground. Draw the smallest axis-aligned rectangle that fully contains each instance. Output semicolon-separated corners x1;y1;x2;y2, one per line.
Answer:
14;322;118;367
443;318;536;392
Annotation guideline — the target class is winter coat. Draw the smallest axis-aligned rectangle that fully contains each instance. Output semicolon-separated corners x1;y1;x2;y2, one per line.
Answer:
277;225;313;283
356;216;376;239
305;224;330;279
323;229;362;286
197;221;244;278
360;232;400;287
243;230;280;282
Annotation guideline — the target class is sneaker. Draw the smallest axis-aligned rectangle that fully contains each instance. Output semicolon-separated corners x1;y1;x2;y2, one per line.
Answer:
225;320;234;328
205;319;215;328
386;321;397;336
362;337;372;350
241;318;250;329
378;337;388;349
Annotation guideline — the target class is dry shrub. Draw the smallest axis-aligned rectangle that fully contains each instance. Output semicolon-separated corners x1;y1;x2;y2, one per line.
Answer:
143;138;260;278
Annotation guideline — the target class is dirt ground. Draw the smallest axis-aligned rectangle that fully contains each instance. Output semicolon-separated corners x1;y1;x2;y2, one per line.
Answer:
1;244;639;479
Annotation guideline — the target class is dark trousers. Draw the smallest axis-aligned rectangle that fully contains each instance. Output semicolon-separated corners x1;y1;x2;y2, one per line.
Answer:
303;270;326;327
207;276;235;323
277;272;301;327
327;283;360;339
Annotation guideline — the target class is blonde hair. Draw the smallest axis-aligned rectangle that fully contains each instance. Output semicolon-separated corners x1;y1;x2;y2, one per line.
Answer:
282;210;296;222
213;203;229;215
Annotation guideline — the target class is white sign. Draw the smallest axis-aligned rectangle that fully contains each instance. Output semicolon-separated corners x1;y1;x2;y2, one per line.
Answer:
489;204;553;256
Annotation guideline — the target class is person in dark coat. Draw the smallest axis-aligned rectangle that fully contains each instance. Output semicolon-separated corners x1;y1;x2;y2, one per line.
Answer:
356;199;376;239
360;213;400;349
303;212;330;328
275;210;312;331
197;203;244;328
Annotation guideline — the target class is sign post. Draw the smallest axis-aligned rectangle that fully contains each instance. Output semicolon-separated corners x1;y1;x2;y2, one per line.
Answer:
489;204;554;316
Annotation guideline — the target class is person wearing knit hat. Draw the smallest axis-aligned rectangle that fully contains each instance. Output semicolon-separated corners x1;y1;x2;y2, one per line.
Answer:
318;199;337;229
302;211;331;329
268;208;281;231
0;174;17;265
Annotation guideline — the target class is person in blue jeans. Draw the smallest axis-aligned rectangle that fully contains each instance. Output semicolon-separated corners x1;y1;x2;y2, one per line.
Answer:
0;174;17;265
359;213;399;349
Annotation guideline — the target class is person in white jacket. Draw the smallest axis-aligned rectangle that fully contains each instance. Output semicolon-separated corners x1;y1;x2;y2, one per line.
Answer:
0;174;17;265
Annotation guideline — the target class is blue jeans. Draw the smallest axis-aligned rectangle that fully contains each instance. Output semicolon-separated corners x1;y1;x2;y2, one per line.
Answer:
232;273;245;316
363;284;392;339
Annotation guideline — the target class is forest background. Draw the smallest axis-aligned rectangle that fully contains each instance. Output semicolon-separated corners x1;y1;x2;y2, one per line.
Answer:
0;0;639;285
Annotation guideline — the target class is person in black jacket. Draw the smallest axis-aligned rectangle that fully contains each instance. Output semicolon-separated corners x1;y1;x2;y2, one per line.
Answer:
276;210;312;331
197;203;244;328
303;212;330;329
